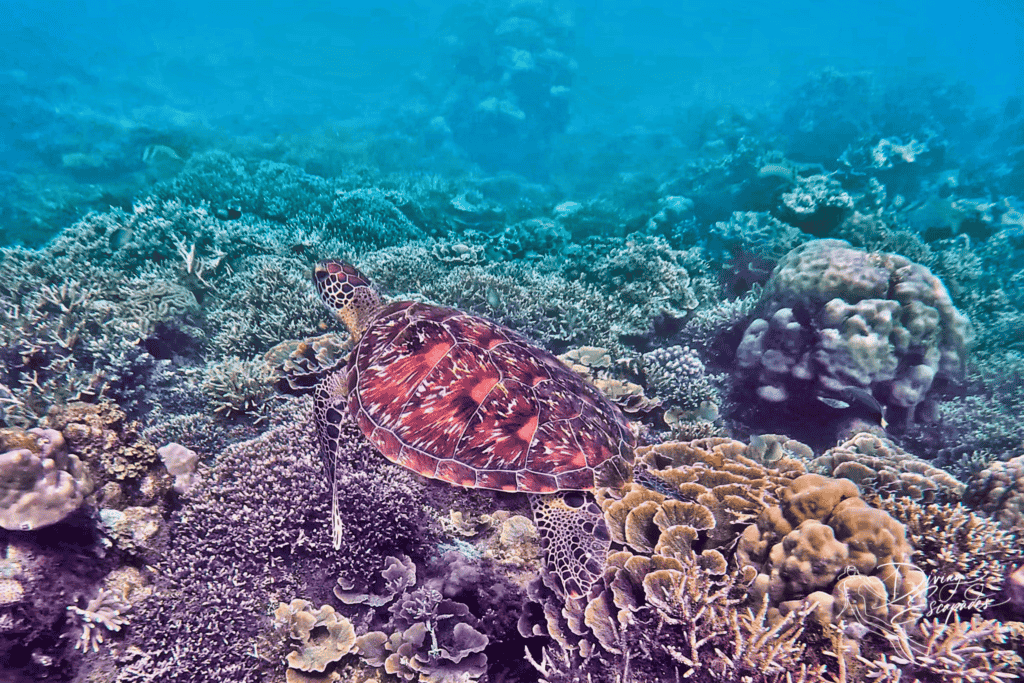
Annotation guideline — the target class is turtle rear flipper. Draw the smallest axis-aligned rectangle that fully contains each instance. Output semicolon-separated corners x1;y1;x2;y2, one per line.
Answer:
530;492;610;599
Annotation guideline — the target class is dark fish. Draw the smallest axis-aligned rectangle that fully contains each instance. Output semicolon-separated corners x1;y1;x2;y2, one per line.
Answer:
108;227;132;250
816;386;887;428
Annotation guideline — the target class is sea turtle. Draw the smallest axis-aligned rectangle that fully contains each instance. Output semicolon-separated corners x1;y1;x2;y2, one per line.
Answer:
312;259;636;598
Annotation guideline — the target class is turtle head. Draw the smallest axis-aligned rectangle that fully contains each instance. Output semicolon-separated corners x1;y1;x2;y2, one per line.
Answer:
314;260;383;342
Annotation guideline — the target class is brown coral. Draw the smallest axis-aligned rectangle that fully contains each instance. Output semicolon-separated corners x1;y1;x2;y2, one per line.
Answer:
738;472;927;632
264;333;351;393
964;453;1024;530
44;401;157;484
811;432;965;502
274;600;357;675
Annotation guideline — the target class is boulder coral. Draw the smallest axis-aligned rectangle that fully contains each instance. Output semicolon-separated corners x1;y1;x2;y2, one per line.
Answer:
735;239;971;424
810;431;965;502
737;473;928;634
0;427;92;530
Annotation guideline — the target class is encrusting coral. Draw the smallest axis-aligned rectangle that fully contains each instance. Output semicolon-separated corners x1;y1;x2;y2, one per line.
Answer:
43;402;158;484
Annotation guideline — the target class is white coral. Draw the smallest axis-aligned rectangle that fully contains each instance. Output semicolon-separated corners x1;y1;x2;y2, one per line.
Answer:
66;588;130;653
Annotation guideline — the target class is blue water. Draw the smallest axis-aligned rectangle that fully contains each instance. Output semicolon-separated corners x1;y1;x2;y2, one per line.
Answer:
2;0;1020;245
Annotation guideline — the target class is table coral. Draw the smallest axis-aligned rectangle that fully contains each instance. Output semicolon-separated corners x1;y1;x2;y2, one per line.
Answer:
0;427;92;530
735;239;971;425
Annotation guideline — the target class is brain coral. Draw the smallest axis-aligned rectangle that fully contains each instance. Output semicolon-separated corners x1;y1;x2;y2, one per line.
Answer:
735;239;971;424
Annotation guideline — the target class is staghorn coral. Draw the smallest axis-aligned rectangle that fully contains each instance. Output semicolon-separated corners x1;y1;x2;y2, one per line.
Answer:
0;427;92;530
877;498;1023;608
199;356;277;420
858;616;1022;683
735;239;971;426
205;254;328;359
523;557;833;683
809;431;965;502
581;234;701;323
115;397;361;682
66;587;130;653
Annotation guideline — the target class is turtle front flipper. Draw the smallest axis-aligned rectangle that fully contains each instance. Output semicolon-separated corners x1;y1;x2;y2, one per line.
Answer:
530;492;610;600
314;368;352;551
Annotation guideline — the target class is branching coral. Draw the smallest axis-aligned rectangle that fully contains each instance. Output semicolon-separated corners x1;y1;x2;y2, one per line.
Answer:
199;356;277;420
116;398;360;682
858;616;1021;683
876;498;1023;606
66;587;130;653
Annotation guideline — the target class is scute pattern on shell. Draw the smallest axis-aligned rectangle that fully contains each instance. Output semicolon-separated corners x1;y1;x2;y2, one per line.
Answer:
348;301;634;492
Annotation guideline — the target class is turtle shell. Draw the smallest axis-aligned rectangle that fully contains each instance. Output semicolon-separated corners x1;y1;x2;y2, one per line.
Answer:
346;301;634;492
